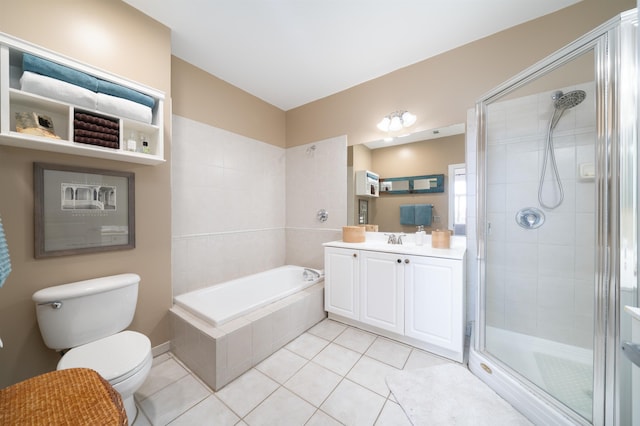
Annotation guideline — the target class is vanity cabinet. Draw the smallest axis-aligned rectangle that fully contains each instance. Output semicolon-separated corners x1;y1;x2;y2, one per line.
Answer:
324;247;360;320
324;243;465;362
360;250;404;334
404;255;463;354
0;33;165;165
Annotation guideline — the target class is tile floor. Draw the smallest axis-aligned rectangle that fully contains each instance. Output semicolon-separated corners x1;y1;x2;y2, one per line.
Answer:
132;319;454;425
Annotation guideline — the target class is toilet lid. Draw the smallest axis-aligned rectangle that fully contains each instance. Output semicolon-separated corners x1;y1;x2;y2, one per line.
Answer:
58;330;151;384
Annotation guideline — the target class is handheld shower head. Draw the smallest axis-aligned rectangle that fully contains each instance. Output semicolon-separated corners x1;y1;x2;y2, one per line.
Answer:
552;90;586;110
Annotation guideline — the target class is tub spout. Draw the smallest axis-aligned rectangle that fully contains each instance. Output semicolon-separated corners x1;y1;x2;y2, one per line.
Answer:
303;268;321;281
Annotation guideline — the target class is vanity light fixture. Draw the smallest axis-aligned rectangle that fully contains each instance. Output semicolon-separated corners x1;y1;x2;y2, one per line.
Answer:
377;110;417;132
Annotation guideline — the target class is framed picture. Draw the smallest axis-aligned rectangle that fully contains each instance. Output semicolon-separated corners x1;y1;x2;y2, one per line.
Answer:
34;162;135;258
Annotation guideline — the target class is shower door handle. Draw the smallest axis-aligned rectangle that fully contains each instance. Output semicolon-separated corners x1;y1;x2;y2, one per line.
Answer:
622;341;640;367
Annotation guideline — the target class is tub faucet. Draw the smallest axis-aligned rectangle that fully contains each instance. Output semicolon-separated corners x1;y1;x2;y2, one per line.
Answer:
303;268;320;281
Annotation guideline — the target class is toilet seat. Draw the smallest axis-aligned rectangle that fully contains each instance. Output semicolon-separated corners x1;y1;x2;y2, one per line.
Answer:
57;330;151;385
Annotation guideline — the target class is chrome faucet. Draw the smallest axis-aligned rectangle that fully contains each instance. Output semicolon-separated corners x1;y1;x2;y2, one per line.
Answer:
385;233;405;245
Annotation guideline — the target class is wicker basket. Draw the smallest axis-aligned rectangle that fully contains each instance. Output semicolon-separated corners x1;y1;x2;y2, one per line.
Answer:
0;368;128;425
343;226;366;243
431;229;451;249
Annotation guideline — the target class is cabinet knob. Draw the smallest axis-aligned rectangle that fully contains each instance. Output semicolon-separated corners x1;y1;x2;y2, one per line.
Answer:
353;253;357;258
404;259;410;264
397;259;402;263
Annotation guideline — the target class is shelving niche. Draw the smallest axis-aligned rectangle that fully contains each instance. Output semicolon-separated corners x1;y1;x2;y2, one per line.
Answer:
0;33;165;165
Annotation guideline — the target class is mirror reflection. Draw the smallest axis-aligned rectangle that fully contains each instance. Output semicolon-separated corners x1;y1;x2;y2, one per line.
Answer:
348;124;466;233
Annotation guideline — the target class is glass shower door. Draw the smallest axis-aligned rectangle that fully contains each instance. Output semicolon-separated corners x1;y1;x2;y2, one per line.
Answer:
477;10;638;425
481;47;598;422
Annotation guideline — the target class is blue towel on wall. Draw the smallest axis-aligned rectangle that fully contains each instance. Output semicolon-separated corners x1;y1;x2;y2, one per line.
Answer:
400;205;415;225
0;216;11;288
400;204;433;226
415;204;433;226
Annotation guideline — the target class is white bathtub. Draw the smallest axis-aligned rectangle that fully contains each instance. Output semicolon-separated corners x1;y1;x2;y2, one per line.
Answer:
174;265;323;327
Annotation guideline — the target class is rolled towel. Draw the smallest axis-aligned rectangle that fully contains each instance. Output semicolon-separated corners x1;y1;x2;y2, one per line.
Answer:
97;79;155;109
96;93;152;124
0;215;11;288
20;71;97;111
23;53;99;92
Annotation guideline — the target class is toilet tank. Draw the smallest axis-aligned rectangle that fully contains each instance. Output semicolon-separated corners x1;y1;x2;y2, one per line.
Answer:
32;273;140;351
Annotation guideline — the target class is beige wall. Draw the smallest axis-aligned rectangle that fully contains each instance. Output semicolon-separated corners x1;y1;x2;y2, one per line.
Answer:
172;57;286;148
285;0;634;148
365;135;465;232
0;0;172;387
0;0;632;388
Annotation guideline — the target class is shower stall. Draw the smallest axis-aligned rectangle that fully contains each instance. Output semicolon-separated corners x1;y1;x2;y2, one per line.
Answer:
468;9;638;425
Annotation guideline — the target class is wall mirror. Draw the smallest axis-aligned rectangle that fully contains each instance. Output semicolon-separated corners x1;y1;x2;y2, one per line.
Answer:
348;123;466;233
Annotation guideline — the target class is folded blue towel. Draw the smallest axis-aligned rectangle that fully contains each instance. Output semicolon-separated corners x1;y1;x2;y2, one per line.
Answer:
23;53;155;109
23;53;98;92
415;204;433;226
97;80;155;109
400;205;415;225
0;216;11;288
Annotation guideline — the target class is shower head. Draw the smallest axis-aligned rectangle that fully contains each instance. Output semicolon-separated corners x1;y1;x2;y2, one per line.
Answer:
552;90;586;110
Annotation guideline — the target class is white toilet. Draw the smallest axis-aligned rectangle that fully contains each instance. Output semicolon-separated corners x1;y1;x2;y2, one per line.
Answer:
32;273;152;423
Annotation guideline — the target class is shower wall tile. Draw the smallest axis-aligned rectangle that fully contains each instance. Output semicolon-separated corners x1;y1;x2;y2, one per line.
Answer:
473;83;596;348
172;115;287;296
285;136;347;271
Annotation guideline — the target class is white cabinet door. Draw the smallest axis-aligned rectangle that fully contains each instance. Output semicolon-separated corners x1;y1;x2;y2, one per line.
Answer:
360;250;404;334
405;255;464;353
324;247;360;320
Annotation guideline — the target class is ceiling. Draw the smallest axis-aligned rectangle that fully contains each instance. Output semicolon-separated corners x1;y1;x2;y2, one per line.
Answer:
123;0;581;111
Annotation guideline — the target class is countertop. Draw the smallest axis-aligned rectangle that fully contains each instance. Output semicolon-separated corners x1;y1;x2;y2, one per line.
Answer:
324;232;466;260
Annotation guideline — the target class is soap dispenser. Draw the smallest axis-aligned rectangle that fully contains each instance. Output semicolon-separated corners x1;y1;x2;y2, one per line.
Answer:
416;225;425;246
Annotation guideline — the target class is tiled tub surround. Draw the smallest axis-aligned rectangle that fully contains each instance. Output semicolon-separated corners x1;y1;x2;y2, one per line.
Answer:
170;281;326;391
172;116;348;296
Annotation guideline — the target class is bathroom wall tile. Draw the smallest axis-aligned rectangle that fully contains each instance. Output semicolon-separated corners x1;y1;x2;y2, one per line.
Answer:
505;182;538;215
538;244;574;278
537;277;574;309
574;245;595;281
487;145;507;184
575;181;596;213
486;183;506;213
505;242;538;274
249;310;275;365
538;213;576;246
504;272;537;305
506;146;539;184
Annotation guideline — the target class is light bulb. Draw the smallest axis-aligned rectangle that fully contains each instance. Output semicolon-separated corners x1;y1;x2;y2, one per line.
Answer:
401;111;416;127
377;117;391;132
389;116;403;132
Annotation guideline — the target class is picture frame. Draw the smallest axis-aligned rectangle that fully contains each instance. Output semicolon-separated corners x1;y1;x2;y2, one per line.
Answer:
34;162;135;258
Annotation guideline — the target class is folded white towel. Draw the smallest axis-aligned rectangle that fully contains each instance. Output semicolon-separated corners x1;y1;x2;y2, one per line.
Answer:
96;92;152;124
20;71;97;111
